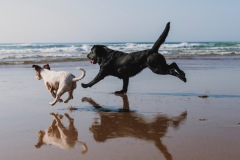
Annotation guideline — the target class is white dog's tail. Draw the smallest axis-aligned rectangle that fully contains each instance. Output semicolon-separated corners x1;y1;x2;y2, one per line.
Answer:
77;140;88;154
72;68;86;82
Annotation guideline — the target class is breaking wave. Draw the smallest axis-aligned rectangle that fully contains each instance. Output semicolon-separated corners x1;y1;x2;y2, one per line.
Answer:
0;42;239;65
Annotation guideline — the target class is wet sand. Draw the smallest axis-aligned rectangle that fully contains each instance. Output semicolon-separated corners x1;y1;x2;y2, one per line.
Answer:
0;59;240;160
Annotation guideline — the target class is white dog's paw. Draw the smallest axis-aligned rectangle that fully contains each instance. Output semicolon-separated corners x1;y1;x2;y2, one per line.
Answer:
64;99;69;103
49;102;55;106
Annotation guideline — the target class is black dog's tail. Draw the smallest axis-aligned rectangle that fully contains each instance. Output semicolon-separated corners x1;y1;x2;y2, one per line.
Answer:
151;22;170;53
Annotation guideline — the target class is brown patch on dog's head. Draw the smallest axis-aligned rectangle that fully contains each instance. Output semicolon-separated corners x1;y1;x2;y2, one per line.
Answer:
32;65;42;80
87;45;108;64
32;64;41;71
43;64;51;70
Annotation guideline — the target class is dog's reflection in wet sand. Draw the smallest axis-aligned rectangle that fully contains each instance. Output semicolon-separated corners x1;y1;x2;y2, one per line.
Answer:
82;94;187;160
35;113;87;154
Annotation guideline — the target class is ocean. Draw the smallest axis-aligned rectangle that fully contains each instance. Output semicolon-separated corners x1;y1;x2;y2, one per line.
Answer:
0;42;240;65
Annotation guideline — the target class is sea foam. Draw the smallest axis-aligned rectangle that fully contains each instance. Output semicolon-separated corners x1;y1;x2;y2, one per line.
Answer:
0;42;239;65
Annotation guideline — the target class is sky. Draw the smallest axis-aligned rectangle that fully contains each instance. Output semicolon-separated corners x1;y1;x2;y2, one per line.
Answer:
0;0;239;43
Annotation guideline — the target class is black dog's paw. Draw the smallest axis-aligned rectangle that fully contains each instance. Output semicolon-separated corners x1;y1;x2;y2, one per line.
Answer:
181;77;187;83
179;71;187;83
81;83;89;88
179;74;187;83
170;69;187;83
114;90;126;95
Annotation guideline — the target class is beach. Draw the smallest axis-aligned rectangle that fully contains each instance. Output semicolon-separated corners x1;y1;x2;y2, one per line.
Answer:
0;56;240;160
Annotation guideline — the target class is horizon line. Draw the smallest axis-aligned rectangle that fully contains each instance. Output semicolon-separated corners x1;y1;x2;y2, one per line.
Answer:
0;41;239;44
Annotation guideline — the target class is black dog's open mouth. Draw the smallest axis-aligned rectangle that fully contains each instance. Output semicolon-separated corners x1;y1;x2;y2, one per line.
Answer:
90;59;94;64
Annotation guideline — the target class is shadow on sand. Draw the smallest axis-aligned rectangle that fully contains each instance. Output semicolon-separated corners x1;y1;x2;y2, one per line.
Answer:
35;113;87;154
82;94;187;160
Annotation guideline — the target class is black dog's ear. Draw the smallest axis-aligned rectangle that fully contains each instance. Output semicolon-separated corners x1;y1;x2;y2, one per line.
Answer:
97;45;108;57
32;65;41;71
43;64;51;70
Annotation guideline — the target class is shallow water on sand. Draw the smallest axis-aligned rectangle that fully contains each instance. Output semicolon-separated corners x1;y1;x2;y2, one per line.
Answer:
0;60;240;160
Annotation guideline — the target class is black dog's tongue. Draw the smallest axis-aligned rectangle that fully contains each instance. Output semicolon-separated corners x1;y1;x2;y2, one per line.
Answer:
90;59;94;64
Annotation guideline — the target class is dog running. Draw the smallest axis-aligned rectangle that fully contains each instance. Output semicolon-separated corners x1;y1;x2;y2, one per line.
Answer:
81;22;187;94
32;64;85;106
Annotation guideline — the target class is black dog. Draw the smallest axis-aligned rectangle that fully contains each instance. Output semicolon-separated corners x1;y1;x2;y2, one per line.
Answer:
82;22;186;94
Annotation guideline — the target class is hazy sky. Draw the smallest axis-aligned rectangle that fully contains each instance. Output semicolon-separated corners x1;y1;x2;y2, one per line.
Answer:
0;0;239;43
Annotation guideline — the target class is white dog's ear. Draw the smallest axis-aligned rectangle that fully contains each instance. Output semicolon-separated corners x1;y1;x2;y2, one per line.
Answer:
32;65;41;71
43;64;51;70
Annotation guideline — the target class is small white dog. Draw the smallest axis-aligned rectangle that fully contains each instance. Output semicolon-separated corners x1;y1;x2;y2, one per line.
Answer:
32;64;85;106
